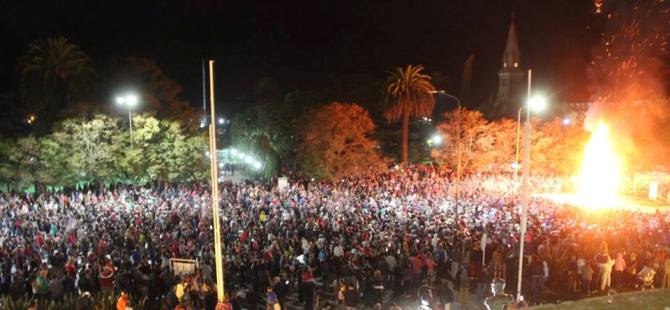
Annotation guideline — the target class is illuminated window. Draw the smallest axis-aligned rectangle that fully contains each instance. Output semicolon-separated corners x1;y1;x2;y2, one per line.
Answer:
513;62;518;68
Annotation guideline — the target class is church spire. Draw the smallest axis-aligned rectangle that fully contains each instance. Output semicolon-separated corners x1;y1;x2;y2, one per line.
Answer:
494;13;525;118
502;14;521;69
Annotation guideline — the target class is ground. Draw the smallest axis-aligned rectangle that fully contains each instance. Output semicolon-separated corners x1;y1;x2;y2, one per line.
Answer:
530;288;670;310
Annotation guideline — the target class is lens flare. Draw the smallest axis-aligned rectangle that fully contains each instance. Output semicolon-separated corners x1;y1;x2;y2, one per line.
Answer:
577;121;622;210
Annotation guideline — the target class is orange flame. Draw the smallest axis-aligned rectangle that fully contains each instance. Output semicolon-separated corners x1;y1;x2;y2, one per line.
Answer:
577;121;623;209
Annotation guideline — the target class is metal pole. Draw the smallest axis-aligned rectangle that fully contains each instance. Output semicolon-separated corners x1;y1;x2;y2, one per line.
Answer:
517;69;532;301
430;91;462;220
208;60;226;303
128;106;134;149
456;104;462;220
514;106;525;183
202;58;207;113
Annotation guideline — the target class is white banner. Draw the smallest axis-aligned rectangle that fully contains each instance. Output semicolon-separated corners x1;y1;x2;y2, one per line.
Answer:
169;258;199;277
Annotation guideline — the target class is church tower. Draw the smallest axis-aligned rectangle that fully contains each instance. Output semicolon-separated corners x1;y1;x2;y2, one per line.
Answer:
494;16;525;118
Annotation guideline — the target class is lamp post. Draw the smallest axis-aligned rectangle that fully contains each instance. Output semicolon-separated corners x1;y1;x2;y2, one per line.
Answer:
516;69;548;301
116;94;139;148
514;93;547;182
430;90;462;219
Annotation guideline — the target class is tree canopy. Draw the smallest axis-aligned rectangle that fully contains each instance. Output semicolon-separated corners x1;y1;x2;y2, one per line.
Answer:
384;65;436;164
300;102;386;180
431;110;587;175
17;37;95;133
0;114;207;192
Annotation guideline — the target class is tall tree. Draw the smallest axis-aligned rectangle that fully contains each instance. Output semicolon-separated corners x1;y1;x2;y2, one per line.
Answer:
432;109;491;173
300;102;385;180
117;114;161;183
8;137;40;191
147;119;208;184
384;65;436;164
431;110;521;173
17;37;94;133
55;114;122;189
531;118;587;175
0;138;15;190
37;135;77;189
231;103;296;178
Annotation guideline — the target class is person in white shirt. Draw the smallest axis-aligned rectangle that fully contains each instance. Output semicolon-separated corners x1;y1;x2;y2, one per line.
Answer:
333;243;344;258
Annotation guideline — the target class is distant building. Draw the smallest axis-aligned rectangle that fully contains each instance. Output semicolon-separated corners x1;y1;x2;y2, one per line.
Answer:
493;16;526;118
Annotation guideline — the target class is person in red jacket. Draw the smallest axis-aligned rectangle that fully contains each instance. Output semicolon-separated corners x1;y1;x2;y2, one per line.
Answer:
99;260;115;294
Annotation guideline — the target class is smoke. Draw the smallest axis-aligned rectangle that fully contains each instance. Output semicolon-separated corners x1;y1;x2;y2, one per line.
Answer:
587;0;670;170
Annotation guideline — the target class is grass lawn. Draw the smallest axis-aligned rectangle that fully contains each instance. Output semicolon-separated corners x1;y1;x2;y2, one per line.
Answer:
531;288;670;310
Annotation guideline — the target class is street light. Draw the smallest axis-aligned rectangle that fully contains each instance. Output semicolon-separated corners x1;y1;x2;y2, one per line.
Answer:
429;90;462;219
527;95;548;112
116;94;139;148
514;94;548;181
516;69;546;301
428;133;443;146
200;116;228;128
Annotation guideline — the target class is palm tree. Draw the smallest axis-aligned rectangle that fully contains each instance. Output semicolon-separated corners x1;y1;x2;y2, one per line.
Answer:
384;65;436;164
17;37;94;131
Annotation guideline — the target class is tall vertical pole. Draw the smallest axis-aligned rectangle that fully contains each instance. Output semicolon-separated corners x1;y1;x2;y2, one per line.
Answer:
517;69;531;301
208;60;225;303
456;106;462;220
202;58;207;113
128;106;134;149
514;107;524;184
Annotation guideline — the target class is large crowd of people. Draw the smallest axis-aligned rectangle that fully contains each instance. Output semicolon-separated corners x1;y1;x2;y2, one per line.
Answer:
0;166;669;310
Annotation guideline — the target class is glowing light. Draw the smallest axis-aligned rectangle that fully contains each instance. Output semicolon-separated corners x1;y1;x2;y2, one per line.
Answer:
576;122;622;210
527;95;548;113
26;114;36;125
594;0;603;14
126;95;138;107
429;133;443;146
116;94;139;107
562;118;571;125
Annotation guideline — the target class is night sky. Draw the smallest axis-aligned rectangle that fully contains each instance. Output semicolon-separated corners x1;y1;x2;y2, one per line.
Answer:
1;0;597;114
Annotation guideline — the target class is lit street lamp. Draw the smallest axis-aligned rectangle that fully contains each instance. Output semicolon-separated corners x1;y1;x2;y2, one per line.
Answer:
429;90;462;219
514;94;547;181
200;116;228;128
116;94;139;148
427;132;443;146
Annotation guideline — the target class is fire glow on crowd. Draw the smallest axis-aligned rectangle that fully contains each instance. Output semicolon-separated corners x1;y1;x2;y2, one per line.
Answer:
1;166;669;310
